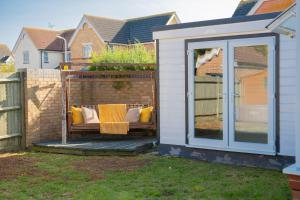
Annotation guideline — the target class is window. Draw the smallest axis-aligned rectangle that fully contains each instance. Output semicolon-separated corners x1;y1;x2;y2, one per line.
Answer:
67;52;71;62
44;52;49;63
83;44;92;58
23;51;29;64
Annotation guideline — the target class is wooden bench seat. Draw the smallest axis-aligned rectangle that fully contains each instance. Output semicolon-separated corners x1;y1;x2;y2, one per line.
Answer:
67;104;156;135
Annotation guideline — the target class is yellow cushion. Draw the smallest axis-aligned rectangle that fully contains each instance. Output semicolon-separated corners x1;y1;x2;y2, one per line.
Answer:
71;107;84;125
140;106;153;123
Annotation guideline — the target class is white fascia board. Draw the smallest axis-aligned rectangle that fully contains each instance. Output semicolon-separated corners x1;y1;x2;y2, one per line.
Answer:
42;50;66;53
247;0;267;16
154;19;273;40
166;13;181;25
12;29;28;55
12;29;24;55
12;28;40;56
68;15;106;48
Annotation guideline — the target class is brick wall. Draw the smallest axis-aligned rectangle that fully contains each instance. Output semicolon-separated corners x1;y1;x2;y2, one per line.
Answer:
68;80;155;107
70;22;106;61
21;69;155;146
23;69;62;146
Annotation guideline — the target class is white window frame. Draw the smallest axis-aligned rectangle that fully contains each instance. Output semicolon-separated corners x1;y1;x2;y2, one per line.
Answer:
228;37;276;155
83;43;93;58
187;41;229;149
44;51;49;63
186;36;276;155
67;52;72;62
23;51;29;64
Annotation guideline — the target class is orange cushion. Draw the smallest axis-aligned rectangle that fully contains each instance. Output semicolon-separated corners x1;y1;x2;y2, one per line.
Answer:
140;106;153;123
71;107;84;125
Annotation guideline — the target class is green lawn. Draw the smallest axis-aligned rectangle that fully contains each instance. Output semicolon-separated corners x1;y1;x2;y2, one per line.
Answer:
0;152;291;200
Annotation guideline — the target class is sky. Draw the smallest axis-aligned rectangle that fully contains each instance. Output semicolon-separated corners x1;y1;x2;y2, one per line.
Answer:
0;0;241;50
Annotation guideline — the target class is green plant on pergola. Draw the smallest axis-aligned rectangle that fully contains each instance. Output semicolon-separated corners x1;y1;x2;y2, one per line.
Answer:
89;43;156;71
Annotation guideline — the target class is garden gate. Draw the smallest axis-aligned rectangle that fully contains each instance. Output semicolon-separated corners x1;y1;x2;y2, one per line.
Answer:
0;72;24;151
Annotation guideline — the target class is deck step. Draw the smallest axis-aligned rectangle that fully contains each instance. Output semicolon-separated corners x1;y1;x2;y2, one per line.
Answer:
31;138;156;156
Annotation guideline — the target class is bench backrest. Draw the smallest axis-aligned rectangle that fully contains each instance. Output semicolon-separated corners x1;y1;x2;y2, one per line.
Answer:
72;104;151;112
71;104;155;122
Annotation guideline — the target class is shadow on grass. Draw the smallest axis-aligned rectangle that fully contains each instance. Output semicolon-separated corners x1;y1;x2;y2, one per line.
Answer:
0;152;291;200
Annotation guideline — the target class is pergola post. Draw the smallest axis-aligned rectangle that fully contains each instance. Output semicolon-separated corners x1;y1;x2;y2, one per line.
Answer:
61;69;67;145
283;1;300;199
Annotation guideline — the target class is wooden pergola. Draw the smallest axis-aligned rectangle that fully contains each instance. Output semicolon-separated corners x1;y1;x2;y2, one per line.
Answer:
59;62;157;144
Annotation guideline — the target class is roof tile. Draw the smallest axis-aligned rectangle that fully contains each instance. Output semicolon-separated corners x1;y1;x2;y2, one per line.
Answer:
232;0;258;17
255;0;295;15
24;27;75;51
84;15;125;42
86;12;175;44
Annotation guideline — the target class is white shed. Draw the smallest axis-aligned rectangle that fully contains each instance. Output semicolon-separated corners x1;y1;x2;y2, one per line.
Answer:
153;13;296;169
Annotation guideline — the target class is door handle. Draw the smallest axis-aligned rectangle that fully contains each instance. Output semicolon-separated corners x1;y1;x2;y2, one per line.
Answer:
230;93;240;103
187;91;193;98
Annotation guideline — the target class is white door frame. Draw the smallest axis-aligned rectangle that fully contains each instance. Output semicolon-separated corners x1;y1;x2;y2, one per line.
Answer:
228;37;276;154
186;36;276;155
187;40;229;149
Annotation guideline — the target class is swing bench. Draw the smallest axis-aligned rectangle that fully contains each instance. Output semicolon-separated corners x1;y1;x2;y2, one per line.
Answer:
60;63;157;136
67;104;156;134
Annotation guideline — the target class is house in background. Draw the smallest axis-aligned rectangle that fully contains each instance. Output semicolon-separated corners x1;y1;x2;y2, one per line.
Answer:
233;0;295;17
0;44;14;65
12;12;180;68
12;27;75;69
68;12;180;62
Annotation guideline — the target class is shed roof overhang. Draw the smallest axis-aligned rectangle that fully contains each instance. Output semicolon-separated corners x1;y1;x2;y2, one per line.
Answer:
153;13;279;40
266;4;296;38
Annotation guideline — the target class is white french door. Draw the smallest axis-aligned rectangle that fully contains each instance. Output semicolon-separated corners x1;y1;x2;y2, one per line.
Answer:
187;40;229;149
187;37;276;155
228;37;275;154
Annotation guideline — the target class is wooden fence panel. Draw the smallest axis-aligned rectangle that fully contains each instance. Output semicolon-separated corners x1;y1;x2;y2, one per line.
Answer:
0;72;23;151
194;76;223;117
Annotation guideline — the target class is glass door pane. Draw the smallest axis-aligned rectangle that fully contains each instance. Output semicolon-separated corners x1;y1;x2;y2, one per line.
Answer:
228;37;275;154
233;45;269;144
188;41;228;148
194;47;224;140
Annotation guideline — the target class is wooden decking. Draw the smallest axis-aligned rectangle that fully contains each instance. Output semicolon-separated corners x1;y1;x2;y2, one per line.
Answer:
31;137;157;156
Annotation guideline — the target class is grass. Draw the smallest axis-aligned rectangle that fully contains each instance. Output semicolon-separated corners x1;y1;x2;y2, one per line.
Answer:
0;152;291;200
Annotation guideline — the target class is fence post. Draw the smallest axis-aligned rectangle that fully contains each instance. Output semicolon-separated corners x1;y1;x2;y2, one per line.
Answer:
19;71;26;150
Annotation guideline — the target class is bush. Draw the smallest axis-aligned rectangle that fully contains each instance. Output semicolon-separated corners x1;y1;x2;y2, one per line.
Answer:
0;60;15;72
89;43;156;71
